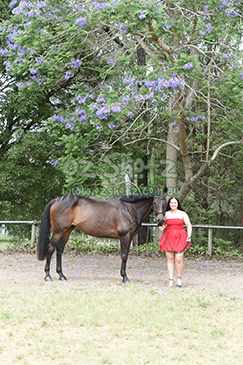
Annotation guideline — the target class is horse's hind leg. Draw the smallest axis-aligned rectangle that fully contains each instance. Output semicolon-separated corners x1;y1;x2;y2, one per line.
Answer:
44;232;63;281
44;246;55;281
56;225;75;281
56;238;67;281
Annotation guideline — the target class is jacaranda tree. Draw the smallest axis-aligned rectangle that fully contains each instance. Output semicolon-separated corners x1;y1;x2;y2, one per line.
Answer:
1;0;242;203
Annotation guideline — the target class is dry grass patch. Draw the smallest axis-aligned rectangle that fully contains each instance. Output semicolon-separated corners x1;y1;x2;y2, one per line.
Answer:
1;279;243;365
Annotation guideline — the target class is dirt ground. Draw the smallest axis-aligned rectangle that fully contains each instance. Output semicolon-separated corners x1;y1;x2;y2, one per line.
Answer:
1;253;243;297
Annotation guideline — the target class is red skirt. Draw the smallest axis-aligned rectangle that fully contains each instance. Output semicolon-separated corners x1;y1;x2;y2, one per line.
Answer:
159;218;190;252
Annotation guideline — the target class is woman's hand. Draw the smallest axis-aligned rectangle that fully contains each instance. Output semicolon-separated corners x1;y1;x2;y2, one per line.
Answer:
159;223;166;232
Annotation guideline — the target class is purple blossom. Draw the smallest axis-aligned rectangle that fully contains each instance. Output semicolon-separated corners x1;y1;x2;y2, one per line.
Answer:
96;106;110;119
46;159;58;166
199;30;206;36
123;76;134;85
77;109;86;115
65;122;75;131
51;114;60;122
30;67;37;75
96;96;105;103
77;95;87;104
9;0;17;8
65;71;74;79
51;114;67;123
75;17;86;27
139;9;146;19
107;58;115;66
199;23;212;36
145;92;155;100
0;48;8;56
108;121;116;129
123;95;131;102
3;60;11;71
118;23;127;34
145;80;156;88
59;116;67;123
169;77;184;91
182;63;193;70
240;72;243;80
222;52;237;60
70;58;82;68
35;56;43;64
16;82;25;89
127;112;134;118
111;105;121;113
163;23;172;30
185;114;206;122
24;21;33;29
78;115;88;122
96;124;103;130
30;75;43;85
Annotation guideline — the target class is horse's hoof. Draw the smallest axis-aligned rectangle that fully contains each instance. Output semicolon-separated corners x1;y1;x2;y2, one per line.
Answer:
45;275;52;282
59;275;67;281
122;277;130;284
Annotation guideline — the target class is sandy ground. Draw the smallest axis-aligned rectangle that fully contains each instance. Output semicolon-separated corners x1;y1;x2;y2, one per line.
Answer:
1;253;243;297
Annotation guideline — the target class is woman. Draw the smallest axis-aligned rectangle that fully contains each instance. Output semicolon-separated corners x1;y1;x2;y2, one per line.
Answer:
159;197;192;287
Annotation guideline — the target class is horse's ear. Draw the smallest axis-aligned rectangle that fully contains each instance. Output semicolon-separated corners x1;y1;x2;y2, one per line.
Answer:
163;186;168;194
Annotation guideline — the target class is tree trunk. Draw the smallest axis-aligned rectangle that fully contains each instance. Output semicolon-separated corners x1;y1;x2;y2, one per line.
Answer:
166;121;179;197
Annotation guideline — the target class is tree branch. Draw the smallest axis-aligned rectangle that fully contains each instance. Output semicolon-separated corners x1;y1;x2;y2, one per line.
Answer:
179;140;243;201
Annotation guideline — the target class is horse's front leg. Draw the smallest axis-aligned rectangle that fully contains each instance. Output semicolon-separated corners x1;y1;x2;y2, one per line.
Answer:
120;235;131;284
56;238;67;281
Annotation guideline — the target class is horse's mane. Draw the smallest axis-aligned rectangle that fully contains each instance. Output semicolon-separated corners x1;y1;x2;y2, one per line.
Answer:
120;194;154;203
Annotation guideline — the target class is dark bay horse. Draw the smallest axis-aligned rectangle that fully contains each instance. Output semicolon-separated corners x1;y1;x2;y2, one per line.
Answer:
37;194;167;283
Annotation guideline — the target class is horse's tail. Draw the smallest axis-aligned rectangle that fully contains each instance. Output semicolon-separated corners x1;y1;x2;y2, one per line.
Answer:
37;201;53;261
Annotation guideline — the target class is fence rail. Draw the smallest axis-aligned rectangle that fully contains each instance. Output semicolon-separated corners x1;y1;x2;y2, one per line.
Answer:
1;221;243;256
0;221;41;245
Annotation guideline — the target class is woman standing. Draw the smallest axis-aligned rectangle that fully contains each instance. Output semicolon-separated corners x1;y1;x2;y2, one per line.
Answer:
159;197;192;287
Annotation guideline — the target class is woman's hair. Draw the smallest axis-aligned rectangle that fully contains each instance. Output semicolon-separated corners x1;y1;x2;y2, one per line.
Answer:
166;196;185;212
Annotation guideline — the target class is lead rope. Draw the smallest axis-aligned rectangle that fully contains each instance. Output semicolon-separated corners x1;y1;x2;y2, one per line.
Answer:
163;228;193;253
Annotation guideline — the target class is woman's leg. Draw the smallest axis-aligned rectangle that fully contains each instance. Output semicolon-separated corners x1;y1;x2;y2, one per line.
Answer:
166;252;175;286
175;252;184;286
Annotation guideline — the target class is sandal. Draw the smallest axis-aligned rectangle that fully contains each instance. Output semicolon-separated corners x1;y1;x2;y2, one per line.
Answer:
169;279;174;287
176;277;182;287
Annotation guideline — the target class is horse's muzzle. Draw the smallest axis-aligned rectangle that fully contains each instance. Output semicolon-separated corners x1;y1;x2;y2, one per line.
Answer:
157;219;165;226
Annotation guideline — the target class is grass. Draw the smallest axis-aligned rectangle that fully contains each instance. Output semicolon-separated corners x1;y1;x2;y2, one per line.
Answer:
1;278;243;364
0;234;11;250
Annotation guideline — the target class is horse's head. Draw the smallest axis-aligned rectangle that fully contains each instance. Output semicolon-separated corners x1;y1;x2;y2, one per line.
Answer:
153;196;167;226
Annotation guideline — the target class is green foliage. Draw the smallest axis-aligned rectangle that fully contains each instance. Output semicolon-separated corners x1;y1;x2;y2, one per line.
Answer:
0;131;65;223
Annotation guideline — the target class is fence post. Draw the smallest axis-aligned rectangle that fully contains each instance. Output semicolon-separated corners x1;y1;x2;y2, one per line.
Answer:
31;223;36;245
207;228;212;256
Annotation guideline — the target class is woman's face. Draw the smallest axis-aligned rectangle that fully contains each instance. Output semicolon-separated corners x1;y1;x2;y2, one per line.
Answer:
169;198;178;210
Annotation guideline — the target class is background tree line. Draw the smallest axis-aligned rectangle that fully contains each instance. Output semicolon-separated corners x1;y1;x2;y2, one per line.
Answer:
0;0;242;248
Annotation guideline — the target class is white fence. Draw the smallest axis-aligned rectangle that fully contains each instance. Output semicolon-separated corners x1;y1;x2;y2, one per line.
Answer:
0;221;243;256
0;221;41;245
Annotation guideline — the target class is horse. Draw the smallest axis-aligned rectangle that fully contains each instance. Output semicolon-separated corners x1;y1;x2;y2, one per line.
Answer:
37;194;167;283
